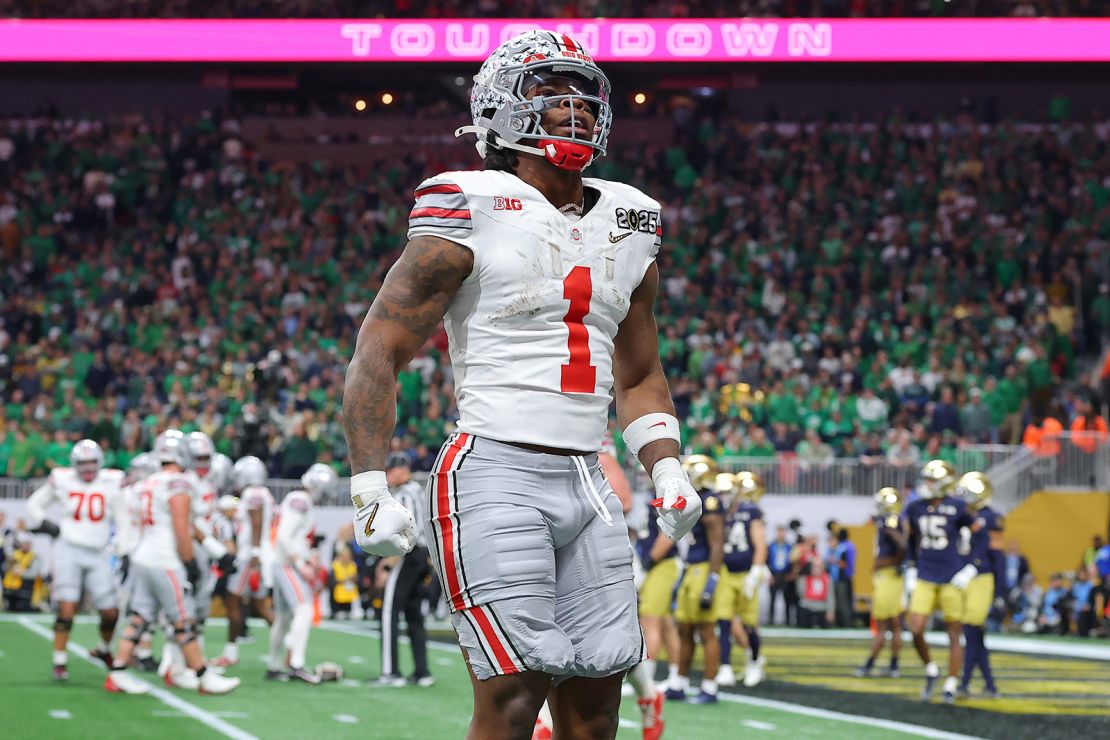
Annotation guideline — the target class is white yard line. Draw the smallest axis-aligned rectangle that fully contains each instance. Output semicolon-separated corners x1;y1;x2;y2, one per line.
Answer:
759;627;1110;661
717;693;983;740
741;719;776;730
319;622;984;739
616;717;640;731
18;617;259;740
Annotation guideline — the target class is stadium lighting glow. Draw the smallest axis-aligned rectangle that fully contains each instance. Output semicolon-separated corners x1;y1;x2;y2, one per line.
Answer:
380;92;394;105
633;92;647;105
354;98;367;111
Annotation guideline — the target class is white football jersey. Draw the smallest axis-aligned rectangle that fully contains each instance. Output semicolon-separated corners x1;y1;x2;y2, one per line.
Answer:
188;471;218;537
26;467;127;550
407;170;662;451
235;484;275;557
275;490;314;566
131;470;195;568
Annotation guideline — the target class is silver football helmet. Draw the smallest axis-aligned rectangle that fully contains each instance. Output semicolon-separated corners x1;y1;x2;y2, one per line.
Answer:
207;453;233;493
186;432;216;474
153;430;191;469
301;463;339;502
232;456;268;490
70;439;104;482
456;30;613;171
128;452;159;483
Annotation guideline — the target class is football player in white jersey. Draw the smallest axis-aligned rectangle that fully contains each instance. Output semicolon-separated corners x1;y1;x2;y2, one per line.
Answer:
267;462;336;684
343;30;702;739
27;439;129;680
216;455;276;668
160;432;237;688
122;452;160;673
105;432;240;695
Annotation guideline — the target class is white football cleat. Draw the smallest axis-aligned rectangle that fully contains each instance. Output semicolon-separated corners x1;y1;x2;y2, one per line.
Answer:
716;664;737;687
199;670;241;695
105;669;150;695
743;657;765;687
169;668;200;690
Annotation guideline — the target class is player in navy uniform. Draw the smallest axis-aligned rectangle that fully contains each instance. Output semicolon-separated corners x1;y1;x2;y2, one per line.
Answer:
956;472;1004;698
904;460;981;703
855;487;906;678
715;472;769;688
667;456;725;704
634;495;683;694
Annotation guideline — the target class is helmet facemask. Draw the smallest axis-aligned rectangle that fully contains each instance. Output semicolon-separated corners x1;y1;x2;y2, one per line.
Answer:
70;439;104;483
459;30;614;172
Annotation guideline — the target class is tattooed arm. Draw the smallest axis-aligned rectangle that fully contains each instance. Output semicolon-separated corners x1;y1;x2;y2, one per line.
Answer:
343;236;473;474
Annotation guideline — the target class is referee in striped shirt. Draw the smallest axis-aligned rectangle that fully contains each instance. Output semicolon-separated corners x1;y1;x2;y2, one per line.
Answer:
375;452;433;687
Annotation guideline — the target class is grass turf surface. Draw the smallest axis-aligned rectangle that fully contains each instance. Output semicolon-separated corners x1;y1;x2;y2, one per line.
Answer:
2;614;1107;739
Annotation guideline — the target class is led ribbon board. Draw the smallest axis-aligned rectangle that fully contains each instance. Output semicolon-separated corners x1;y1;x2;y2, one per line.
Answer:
1;19;1108;62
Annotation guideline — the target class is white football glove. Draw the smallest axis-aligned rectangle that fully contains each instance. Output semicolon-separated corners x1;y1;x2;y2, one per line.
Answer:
743;563;771;599
650;458;703;541
351;471;417;557
903;566;918;597
950;564;978;591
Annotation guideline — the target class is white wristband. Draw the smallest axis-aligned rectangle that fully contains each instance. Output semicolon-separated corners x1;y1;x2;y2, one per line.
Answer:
622;413;681;459
350;470;388;509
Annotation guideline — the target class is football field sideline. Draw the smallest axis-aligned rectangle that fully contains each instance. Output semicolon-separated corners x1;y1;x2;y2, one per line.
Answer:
317;619;984;740
1;613;978;739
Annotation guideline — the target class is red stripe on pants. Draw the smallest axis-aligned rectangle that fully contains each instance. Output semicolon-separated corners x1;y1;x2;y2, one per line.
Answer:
435;433;470;611
166;570;187;620
285;565;306;604
470;605;519;674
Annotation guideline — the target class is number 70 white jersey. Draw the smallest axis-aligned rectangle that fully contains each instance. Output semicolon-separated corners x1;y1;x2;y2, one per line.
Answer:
407;169;662;451
26;467;127;550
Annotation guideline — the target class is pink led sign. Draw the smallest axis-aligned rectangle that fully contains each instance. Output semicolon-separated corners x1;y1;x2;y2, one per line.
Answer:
0;18;1108;63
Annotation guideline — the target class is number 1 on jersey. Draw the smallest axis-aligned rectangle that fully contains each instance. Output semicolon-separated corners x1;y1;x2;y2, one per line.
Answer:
560;266;597;393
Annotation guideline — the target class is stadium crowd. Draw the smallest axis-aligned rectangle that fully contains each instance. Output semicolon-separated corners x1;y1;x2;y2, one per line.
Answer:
4;0;1109;18
2;107;1109;479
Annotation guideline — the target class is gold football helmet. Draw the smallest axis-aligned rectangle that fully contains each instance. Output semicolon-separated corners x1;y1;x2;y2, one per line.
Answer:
920;459;957;499
733;471;765;503
874;486;902;528
711;472;737;496
682;454;719;490
955;471;992;511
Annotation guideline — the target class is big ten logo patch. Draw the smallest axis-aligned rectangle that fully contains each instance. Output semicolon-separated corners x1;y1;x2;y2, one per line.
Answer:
493;196;524;211
614;207;660;234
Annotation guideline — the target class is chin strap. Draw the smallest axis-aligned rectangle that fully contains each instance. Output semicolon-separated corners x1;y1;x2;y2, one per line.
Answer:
455;125;593;171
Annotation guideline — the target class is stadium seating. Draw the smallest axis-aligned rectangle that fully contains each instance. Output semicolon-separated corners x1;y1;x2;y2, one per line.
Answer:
1;109;1108;478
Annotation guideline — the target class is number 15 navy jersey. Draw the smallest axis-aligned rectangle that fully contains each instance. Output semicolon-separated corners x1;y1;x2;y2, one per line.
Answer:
905;496;974;583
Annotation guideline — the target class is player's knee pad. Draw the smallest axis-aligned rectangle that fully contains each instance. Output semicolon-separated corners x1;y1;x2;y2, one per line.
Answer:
54;616;74;633
173;620;200;646
121;613;150;643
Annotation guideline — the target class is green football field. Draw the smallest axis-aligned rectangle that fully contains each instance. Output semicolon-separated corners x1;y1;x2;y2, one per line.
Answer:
2;613;1106;739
